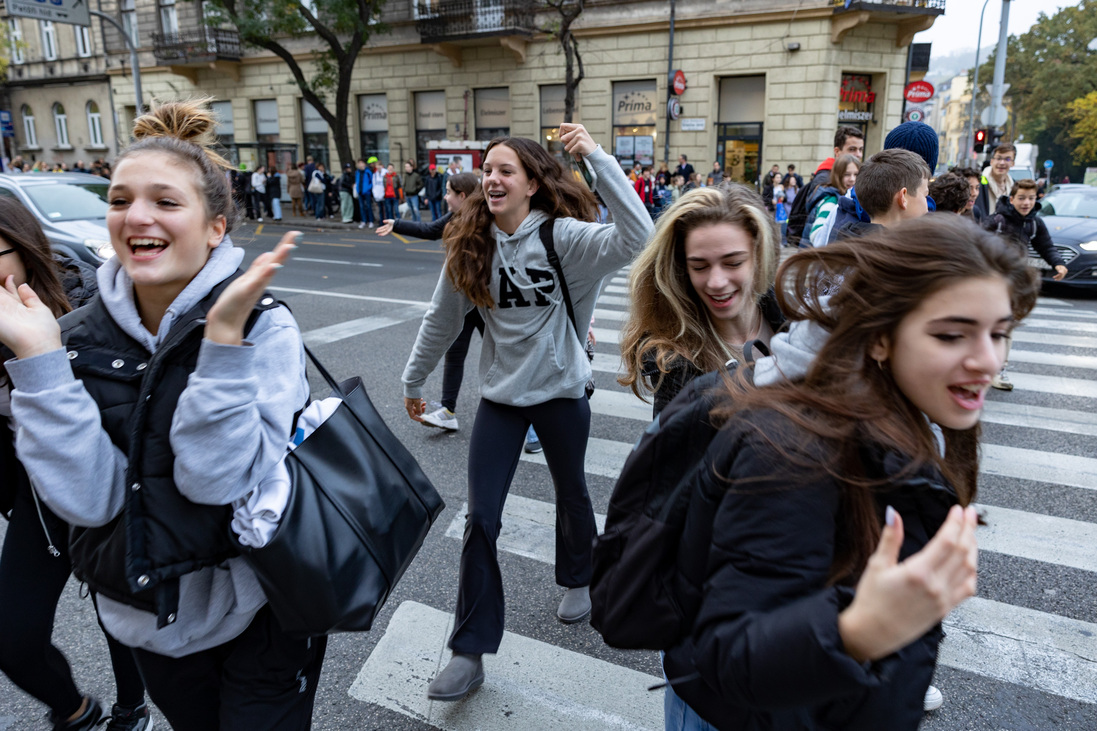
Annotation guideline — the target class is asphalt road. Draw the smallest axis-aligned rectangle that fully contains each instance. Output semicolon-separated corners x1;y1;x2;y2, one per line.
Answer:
1;219;1095;730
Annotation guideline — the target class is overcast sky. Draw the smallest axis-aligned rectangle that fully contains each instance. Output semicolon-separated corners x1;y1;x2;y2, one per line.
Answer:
914;0;1083;59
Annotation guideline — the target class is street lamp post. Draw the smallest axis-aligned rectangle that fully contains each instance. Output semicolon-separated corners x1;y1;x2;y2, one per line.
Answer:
968;0;992;162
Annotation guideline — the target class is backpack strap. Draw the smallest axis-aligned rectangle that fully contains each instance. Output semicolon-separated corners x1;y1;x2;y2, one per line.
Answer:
538;218;585;350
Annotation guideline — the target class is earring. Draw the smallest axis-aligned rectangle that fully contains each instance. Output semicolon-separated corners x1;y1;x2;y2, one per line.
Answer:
876;359;887;371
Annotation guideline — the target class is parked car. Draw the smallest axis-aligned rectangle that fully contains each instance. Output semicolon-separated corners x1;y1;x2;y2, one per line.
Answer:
1034;185;1097;291
1009;166;1035;182
0;172;112;264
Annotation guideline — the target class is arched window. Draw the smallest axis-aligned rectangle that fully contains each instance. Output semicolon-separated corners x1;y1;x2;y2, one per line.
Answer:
87;101;104;147
53;103;69;147
21;105;38;148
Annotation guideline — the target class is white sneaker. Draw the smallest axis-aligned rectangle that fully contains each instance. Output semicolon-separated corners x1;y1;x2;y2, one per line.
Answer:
421;406;458;431
358;222;365;229
924;685;943;712
257;217;263;222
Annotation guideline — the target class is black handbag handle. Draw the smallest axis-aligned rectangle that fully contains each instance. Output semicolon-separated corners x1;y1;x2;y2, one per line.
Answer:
303;344;341;394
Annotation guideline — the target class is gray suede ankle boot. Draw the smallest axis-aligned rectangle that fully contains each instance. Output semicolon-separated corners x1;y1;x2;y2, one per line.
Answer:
427;653;484;702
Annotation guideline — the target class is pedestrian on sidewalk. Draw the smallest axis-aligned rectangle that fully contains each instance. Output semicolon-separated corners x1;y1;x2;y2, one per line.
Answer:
401;124;653;704
287;162;304;218
267;166;283;222
403;161;423;223
355;158;375;229
661;215;1038;730
339;163;356;223
0;99;324;731
424;164;445;221
620;184;784;418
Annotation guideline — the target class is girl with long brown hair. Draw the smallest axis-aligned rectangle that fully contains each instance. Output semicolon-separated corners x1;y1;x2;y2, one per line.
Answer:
619;183;782;417
402;124;652;701
662;215;1039;730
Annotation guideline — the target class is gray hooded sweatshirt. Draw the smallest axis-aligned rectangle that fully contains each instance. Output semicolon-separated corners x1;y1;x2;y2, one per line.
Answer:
6;239;308;657
403;145;653;405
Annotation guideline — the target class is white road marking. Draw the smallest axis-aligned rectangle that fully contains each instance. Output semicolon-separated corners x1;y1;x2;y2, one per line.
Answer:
1003;330;1097;349
982;401;1097;437
977;504;1097;574
1008;348;1097;371
589;389;652;422
349;601;663;730
521;436;630;479
592;326;620;346
597;294;630;307
291;256;383;267
980;444;1097;491
1006;372;1097;399
444;495;606;560
1020;318;1097;334
593;307;628;322
302;306;427;346
610;276;629;286
591;352;625;376
604;285;628;295
1030;307;1097;319
269;286;432;307
1035;297;1075;307
940;597;1097;705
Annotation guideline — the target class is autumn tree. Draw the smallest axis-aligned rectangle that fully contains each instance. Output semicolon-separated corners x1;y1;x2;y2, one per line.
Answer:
973;0;1097;181
543;0;585;123
1066;91;1097;166
202;0;388;168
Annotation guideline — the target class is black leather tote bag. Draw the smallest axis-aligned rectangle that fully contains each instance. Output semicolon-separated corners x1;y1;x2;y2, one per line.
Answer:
239;346;444;637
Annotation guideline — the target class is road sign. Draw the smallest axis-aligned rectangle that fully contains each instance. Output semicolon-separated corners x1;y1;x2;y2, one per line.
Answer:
7;0;90;26
980;105;1008;127
904;108;924;123
666;97;681;121
1044;159;1054;170
0;111;13;139
672;70;687;96
904;81;935;104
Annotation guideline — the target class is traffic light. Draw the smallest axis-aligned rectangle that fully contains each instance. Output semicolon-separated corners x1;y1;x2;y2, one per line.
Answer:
974;129;987;153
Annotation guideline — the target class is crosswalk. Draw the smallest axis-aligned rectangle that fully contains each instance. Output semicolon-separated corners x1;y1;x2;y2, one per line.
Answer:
352;272;1097;727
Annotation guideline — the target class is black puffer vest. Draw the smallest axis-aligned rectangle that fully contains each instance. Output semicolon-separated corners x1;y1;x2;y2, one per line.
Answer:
60;274;278;628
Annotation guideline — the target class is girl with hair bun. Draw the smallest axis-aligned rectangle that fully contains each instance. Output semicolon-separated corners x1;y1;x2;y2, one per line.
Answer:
620;183;784;417
0;197;150;731
662;215;1039;730
0;98;321;730
402;124;653;701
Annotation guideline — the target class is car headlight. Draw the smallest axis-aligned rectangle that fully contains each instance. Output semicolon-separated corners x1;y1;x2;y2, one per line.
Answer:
1079;241;1097;252
84;238;114;259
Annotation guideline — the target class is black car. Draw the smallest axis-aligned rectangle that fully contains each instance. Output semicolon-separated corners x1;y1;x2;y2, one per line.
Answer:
1034;185;1097;291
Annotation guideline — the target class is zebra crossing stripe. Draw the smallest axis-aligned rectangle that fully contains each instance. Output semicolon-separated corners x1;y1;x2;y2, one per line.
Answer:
301;305;428;346
523;436;1097;490
982;401;1097;437
940;597;1097;705
596;294;630;307
977;504;1097;573
1030;307;1097;319
444;495;607;560
592;326;621;346
1007;348;1097;371
1020;318;1097;334
1035;297;1076;308
593;307;629;322
1009;330;1097;348
610;277;629;286
603;285;629;295
348;601;663;730
589;389;652;422
1005;372;1097;399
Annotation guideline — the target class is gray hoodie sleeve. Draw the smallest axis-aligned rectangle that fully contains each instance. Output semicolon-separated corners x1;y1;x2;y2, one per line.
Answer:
553;145;654;279
401;271;475;400
7;348;128;526
171;306;307;506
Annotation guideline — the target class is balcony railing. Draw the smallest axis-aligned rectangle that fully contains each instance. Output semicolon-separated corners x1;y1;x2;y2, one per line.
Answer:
415;0;537;44
152;27;243;65
833;0;945;11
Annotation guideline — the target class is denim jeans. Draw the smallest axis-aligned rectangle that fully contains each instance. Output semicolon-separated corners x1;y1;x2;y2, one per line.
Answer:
665;684;719;731
405;194;422;221
359;196;375;225
383;198;397;220
428;198;443;220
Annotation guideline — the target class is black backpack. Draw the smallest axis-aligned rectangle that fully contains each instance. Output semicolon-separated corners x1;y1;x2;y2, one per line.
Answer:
590;355;758;650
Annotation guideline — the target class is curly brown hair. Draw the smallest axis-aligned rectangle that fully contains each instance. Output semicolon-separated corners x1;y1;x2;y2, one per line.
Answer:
443;137;597;308
928;172;972;214
716;215;1039;584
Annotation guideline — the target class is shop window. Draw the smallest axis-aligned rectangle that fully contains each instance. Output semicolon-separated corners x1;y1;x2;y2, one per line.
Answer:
612;79;657;168
21;105;38;148
53;103;70;148
837;73;876;137
75;24;92;57
9;20;24;65
87;102;104;147
717;76;766;187
540;84;569;163
474;87;510;142
41;20;58;61
414;90;446;169
211;100;234;147
302;99;329;170
121;0;139;47
159;0;179;35
358;93;390;165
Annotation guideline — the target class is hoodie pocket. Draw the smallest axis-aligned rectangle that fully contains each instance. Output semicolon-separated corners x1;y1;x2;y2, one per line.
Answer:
483;332;566;396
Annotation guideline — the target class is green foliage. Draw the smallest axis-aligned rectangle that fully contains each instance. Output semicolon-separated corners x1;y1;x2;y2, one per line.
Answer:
972;0;1097;179
1067;91;1097;165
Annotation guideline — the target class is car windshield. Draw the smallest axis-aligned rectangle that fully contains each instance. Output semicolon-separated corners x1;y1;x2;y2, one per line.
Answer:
22;182;110;222
1040;190;1097;219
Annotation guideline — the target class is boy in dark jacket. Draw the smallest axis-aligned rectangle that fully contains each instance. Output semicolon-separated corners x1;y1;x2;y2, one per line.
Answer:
834;149;929;241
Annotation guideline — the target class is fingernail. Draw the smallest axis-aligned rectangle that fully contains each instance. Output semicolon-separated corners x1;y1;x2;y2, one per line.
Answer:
885;505;897;527
293;233;303;246
271;263;284;270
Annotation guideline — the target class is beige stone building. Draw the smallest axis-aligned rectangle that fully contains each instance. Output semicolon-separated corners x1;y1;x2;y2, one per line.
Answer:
2;8;119;168
14;0;945;183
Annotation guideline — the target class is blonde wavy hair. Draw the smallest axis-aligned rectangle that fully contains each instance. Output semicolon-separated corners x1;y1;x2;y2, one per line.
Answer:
619;183;779;399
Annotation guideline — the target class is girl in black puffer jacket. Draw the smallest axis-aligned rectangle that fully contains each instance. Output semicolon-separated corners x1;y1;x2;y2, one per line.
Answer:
663;216;1039;731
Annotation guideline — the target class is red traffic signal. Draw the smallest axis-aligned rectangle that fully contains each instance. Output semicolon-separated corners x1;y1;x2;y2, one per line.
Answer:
974;129;987;153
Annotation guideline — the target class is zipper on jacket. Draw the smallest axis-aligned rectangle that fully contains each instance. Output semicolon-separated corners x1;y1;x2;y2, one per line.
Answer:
28;478;61;558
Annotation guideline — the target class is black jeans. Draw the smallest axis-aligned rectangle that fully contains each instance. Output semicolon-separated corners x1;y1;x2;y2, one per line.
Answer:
131;605;327;731
450;396;596;655
440;310;485;412
0;484;145;718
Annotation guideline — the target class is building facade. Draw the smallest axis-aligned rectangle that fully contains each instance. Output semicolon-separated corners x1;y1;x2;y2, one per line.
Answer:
2;9;119;168
10;0;944;182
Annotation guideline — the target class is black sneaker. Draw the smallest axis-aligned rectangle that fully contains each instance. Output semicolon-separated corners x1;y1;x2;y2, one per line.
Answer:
106;702;153;731
51;696;104;731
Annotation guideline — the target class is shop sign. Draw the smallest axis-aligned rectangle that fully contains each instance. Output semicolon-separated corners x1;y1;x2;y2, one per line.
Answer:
415;90;446;130
904;81;935;104
838;73;875;124
680;117;706;131
672;70;687;96
360;94;388;132
838;110;873;122
613;80;657;127
475;88;511;130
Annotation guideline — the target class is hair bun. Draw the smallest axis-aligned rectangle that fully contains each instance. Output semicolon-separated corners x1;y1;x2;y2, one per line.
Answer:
132;97;218;148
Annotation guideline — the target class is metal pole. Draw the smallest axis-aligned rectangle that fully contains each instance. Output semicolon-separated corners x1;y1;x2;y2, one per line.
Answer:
900;43;913;120
663;0;675;170
968;0;991;161
90;10;142;114
988;0;1011;141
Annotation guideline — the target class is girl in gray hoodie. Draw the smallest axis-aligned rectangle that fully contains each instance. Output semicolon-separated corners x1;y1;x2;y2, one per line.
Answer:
402;123;653;701
0;100;321;730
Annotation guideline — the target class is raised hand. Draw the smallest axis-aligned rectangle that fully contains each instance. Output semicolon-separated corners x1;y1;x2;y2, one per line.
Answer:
205;232;298;346
838;504;978;663
0;276;62;359
559;123;597;159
